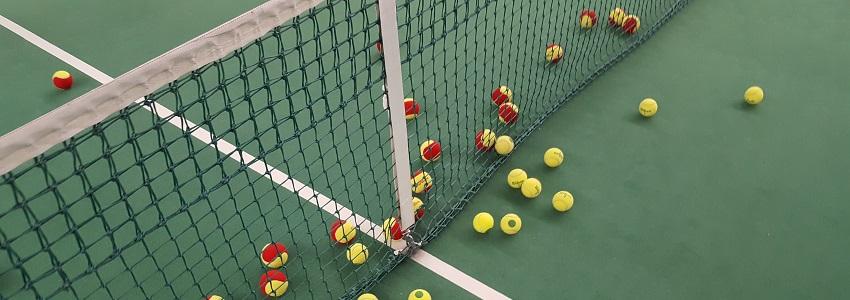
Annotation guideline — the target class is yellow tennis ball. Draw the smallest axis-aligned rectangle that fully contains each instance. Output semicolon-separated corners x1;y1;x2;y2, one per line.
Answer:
520;178;542;198
358;293;379;300
552;191;574;212
346;243;369;265
408;289;431;300
506;168;528;188
639;98;658;117
543;148;564;168
494;135;515;155
472;212;495;233
500;213;522;235
744;86;764;105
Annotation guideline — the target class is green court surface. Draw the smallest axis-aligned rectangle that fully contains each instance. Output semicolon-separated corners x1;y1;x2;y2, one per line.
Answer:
2;0;850;298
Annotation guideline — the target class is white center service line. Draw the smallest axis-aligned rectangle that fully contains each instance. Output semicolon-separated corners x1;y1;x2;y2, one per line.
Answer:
1;13;510;299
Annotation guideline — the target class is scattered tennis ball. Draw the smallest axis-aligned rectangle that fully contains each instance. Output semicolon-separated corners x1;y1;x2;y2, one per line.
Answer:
639;98;658;117
347;243;369;265
259;270;289;298
494;135;515;155
544;148;564;168
383;217;403;241
545;43;565;63
419;140;442;162
491;85;513;105
404;98;421;120
408;289;431;300
608;7;627;26
500;213;523;235
744;86;764;105
260;242;289;269
475;129;497;151
472;212;495;233
52;70;73;90
507;168;528;188
207;295;224;300
329;219;357;245
622;15;641;34
413;197;425;220
552;191;575;212
498;102;519;124
358;293;379;300
521;178;542;198
579;9;597;29
410;170;433;193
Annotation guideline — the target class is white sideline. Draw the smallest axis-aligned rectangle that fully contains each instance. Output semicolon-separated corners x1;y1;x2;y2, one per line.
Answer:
1;12;509;300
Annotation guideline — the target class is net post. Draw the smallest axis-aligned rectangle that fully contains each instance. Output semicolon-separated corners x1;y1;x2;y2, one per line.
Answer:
377;0;416;231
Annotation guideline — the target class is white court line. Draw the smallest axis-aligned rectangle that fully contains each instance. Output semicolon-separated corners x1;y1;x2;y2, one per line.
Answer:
1;14;509;299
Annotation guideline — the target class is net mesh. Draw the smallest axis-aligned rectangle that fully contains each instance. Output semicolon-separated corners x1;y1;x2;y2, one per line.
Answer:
0;0;687;299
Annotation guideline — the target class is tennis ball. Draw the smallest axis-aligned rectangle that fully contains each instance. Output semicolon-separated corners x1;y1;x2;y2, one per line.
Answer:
579;9;597;29
498;103;519;124
207;295;224;300
639;98;658;117
622;15;641;35
52;70;73;90
475;129;497;151
410;170;433;193
472;212;495;233
544;148;564;168
608;7;627;26
494;135;515;155
404;98;421;120
383;217;404;240
744;86;764;105
260;242;289;269
419;140;442;162
259;270;289;298
347;243;369;265
358;293;379;300
500;213;522;235
491;85;513;105
507;169;528;188
330;219;357;245
408;289;432;300
521;178;542;198
413;197;425;220
552;191;575;212
545;44;565;64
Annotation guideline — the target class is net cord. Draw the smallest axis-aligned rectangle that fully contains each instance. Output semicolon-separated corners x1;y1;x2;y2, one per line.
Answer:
0;0;323;175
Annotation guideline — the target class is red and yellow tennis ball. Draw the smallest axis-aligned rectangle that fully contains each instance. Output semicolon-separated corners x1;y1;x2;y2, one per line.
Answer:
410;170;433;193
404;98;421;120
259;270;289;298
376;42;383;54
419;140;442;162
207;295;224;300
622;15;641;35
383;217;404;240
545;44;565;64
491;85;513;106
260;242;289;269
579;9;597;29
475;129;497;151
413;197;425;220
347;243;369;265
329;219;357;245
608;7;627;26
52;70;73;90
498;103;519;124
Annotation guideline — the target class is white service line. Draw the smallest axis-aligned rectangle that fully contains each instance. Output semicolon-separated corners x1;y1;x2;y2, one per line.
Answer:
1;13;509;299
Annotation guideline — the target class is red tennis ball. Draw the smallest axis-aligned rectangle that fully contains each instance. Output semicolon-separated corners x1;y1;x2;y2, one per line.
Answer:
622;15;641;35
329;219;357;245
382;217;404;240
52;70;73;90
404;98;421;120
376;42;383;54
419;140;442;162
260;242;289;269
413;197;425;220
498;103;519;124
259;270;288;298
579;9;597;29
207;295;223;300
490;86;513;106
475;129;496;151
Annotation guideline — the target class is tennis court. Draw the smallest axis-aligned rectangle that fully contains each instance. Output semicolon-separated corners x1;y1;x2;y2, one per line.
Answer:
3;0;850;299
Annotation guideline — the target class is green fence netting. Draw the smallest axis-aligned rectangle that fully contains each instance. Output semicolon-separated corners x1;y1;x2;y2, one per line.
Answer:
0;0;688;299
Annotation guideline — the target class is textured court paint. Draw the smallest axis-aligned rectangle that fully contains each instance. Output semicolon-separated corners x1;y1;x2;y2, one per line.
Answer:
0;28;99;136
417;0;850;298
